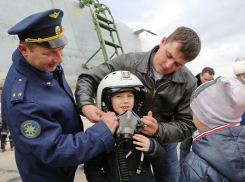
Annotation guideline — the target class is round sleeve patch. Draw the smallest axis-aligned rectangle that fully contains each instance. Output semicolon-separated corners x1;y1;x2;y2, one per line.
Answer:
21;121;41;138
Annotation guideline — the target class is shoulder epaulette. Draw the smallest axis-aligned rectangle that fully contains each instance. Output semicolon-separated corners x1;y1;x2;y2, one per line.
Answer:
11;77;27;104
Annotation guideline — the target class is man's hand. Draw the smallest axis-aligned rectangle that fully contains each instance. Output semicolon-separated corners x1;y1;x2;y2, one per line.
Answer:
81;105;105;123
100;111;119;134
140;111;159;136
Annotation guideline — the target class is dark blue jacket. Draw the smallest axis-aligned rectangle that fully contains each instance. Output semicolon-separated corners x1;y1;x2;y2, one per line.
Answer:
1;49;115;182
241;111;245;125
84;138;165;182
180;125;245;182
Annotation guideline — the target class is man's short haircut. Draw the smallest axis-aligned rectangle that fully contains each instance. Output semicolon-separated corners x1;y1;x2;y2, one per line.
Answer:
19;41;37;52
166;27;201;61
202;67;215;75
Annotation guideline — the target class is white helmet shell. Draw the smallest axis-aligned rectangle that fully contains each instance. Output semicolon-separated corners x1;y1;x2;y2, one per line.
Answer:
233;61;245;75
97;71;145;111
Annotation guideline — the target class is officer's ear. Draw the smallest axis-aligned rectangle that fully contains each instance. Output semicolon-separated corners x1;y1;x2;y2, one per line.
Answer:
18;44;29;58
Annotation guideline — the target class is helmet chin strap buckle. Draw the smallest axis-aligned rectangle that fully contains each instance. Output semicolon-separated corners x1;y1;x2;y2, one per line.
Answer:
116;109;145;140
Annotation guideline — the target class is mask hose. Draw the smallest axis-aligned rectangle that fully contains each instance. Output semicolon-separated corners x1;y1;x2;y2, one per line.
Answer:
116;138;130;182
115;109;146;182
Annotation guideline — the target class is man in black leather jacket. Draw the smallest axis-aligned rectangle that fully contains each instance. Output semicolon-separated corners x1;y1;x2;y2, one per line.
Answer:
75;27;201;182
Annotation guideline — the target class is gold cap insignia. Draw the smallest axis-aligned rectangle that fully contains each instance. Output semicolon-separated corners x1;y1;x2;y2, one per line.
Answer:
49;11;60;19
47;82;51;85
55;26;61;35
12;93;16;97
18;93;22;97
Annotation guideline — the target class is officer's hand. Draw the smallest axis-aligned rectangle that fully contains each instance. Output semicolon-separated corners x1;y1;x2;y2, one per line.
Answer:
133;134;150;152
101;112;119;134
140;111;159;136
81;105;105;123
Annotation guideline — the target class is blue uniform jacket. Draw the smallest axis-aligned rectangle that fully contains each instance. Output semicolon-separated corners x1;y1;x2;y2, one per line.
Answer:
1;49;115;182
180;125;245;182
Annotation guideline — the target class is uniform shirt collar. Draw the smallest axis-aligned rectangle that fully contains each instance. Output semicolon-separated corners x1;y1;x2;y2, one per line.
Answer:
12;48;62;86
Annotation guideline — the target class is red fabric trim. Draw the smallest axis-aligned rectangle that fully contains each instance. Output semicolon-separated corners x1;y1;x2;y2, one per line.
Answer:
193;125;235;142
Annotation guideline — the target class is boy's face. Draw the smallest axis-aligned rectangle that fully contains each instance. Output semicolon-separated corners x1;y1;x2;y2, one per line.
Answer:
111;92;134;114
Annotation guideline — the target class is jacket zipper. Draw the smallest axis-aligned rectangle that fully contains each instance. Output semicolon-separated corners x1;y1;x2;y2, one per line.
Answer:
149;77;170;111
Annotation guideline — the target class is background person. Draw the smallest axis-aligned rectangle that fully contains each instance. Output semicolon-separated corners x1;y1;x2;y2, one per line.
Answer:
179;67;215;164
233;57;245;79
196;67;215;86
75;26;201;182
233;57;245;126
0;110;2;138
1;9;118;182
84;71;165;182
180;77;245;182
1;121;14;152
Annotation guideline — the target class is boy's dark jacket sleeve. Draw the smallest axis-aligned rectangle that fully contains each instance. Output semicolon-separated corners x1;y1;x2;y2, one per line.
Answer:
144;138;166;164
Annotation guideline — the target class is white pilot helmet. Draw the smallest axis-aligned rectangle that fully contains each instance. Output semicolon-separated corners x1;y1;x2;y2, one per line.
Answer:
233;57;245;75
96;71;146;113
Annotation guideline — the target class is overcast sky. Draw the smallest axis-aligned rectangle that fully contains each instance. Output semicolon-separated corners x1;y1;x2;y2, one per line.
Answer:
100;0;245;78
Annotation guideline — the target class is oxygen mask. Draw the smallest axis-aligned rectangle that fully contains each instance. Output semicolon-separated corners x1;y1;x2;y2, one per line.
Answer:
116;109;146;140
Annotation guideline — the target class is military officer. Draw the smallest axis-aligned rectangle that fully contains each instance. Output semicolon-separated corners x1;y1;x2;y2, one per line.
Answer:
1;9;118;182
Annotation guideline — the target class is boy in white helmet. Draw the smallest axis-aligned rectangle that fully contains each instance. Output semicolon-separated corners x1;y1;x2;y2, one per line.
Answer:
233;57;245;125
84;71;165;182
180;77;245;181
